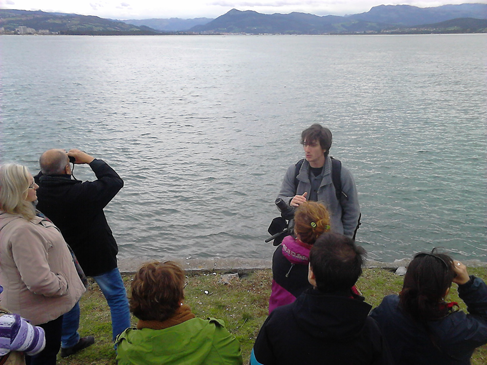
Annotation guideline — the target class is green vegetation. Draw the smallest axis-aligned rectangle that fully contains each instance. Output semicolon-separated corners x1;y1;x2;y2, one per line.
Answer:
59;267;487;364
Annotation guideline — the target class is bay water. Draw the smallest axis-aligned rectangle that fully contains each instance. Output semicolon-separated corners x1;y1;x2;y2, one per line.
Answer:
1;34;485;263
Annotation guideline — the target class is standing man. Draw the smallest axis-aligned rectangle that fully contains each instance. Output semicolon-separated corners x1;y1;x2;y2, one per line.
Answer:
277;123;360;238
35;149;130;356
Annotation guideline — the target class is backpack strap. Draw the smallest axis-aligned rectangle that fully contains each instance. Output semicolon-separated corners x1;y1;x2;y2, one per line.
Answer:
293;159;305;192
331;157;345;201
294;157;344;201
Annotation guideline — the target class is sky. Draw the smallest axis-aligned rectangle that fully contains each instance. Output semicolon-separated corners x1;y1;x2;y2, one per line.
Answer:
1;0;485;20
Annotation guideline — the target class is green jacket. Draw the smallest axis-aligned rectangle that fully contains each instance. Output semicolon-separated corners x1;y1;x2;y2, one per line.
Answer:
116;317;243;365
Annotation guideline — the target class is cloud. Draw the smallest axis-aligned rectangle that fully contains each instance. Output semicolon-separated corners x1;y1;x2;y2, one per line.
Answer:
206;0;370;15
209;0;329;7
90;2;104;11
117;2;131;10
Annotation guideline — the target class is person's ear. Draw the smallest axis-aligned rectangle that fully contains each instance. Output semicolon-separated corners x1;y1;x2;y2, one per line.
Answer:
308;263;317;287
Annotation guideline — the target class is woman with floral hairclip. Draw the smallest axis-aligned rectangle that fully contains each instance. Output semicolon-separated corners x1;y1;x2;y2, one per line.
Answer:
371;249;487;364
268;201;332;313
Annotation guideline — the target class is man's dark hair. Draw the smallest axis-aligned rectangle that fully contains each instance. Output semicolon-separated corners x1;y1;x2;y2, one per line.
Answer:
39;149;68;175
300;124;332;156
309;232;365;293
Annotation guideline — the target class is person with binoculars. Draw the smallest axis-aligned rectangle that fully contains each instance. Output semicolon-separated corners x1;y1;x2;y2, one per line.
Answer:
35;149;130;357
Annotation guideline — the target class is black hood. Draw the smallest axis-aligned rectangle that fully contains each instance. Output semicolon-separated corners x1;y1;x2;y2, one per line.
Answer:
292;288;372;341
36;173;80;187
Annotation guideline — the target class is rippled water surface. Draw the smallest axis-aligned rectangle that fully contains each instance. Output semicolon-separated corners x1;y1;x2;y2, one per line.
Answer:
1;34;485;262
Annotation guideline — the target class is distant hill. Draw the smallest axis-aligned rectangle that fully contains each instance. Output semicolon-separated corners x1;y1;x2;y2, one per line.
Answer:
190;9;386;34
0;9;160;35
388;17;487;33
191;4;487;34
121;17;213;31
349;3;487;26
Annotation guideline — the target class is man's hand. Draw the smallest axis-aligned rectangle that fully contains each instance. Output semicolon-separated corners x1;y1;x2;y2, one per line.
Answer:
452;260;470;285
290;192;307;207
67;149;95;164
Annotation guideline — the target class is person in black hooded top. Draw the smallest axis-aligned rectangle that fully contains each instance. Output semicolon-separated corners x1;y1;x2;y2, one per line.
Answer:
251;232;391;365
35;149;130;356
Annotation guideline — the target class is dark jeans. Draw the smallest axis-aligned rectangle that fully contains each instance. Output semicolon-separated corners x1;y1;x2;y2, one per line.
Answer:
25;315;63;365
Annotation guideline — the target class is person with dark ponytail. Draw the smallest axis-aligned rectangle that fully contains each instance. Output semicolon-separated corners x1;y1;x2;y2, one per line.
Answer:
370;250;487;364
268;201;331;313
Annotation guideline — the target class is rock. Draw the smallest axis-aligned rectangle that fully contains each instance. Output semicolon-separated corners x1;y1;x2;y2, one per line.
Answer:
395;266;407;276
219;273;239;285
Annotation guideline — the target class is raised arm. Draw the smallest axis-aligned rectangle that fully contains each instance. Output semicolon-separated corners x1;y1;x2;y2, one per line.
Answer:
67;149;123;210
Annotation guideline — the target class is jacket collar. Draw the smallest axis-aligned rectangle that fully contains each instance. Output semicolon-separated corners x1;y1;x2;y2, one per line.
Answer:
38;174;80;186
292;288;372;340
296;155;332;185
281;235;310;264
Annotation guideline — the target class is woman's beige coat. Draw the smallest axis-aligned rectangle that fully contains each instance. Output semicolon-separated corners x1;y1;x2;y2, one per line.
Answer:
0;212;85;325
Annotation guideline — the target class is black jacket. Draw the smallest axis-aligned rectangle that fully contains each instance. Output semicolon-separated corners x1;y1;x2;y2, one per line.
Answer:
370;276;487;365
35;159;122;276
252;288;391;365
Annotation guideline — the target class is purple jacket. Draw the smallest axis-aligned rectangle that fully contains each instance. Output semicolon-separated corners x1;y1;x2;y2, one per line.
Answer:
268;235;312;314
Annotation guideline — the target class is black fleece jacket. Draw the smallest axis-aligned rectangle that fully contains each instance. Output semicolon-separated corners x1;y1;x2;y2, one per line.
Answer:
35;159;122;277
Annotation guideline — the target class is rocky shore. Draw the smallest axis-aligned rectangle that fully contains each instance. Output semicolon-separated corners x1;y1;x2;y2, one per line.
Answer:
118;257;487;275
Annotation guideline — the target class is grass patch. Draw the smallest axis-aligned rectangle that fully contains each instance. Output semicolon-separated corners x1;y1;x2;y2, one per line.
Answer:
58;267;487;364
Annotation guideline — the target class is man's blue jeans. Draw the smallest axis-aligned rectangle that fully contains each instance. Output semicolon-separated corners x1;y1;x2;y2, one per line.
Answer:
62;267;131;348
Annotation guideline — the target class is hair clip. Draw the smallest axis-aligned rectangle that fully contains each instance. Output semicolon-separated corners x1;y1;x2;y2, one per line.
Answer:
310;222;317;228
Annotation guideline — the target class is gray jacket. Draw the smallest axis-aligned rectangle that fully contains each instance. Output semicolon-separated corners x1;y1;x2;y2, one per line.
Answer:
277;155;360;237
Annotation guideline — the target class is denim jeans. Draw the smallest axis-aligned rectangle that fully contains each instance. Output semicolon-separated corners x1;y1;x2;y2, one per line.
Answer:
62;267;131;347
61;302;81;348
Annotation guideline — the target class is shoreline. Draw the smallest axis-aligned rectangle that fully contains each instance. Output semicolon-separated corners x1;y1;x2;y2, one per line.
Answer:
118;257;487;275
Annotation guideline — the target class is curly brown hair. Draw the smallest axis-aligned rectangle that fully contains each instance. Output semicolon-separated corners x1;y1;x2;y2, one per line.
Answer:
129;261;185;321
294;201;330;245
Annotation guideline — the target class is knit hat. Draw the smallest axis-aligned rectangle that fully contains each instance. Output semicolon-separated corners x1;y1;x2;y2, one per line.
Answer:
0;313;46;356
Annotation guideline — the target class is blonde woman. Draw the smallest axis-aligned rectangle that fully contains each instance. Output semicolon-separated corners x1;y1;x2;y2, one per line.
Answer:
0;164;85;365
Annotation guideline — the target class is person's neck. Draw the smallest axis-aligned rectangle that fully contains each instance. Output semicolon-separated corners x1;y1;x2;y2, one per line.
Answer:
309;157;325;168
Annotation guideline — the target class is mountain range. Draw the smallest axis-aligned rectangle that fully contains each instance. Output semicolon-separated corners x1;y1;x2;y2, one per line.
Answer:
122;17;213;32
190;4;487;34
1;3;486;35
